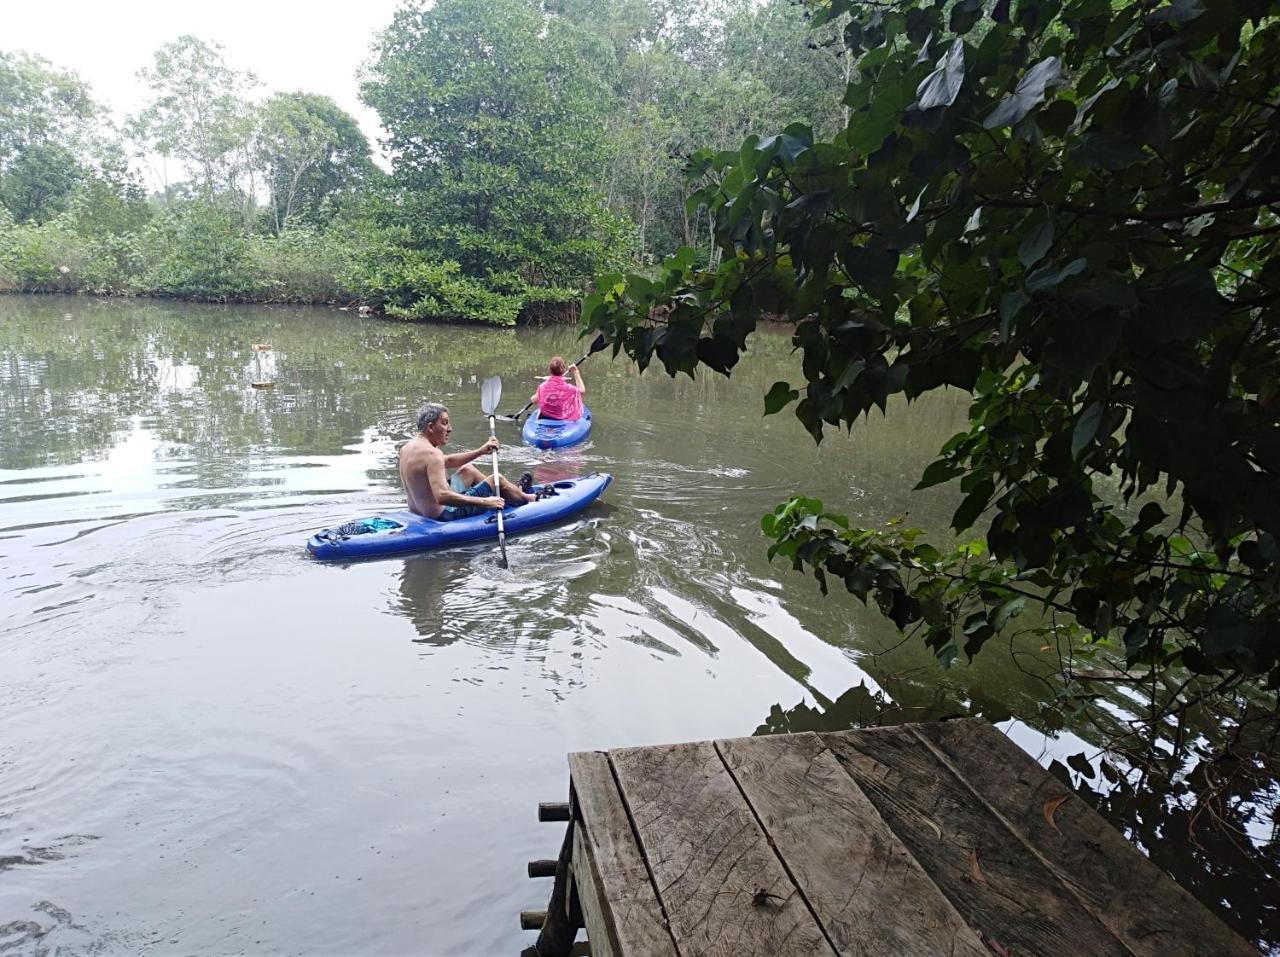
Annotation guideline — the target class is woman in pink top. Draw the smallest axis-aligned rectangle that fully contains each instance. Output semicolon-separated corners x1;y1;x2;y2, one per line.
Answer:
531;356;585;421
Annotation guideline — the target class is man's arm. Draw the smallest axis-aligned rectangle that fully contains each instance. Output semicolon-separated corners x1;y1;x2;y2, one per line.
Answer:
424;451;469;507
442;436;499;469
426;449;501;508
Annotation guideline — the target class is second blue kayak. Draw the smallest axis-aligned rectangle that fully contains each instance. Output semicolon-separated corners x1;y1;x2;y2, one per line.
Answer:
307;473;612;561
522;408;591;449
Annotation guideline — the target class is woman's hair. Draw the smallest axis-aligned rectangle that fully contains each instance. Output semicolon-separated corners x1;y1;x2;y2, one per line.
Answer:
416;402;448;433
549;356;566;376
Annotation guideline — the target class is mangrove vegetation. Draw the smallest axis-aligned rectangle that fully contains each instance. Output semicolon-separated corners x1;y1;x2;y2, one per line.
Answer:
0;0;850;323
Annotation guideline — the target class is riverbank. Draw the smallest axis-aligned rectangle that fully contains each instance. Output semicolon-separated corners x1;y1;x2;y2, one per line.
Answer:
0;286;584;326
0;216;582;325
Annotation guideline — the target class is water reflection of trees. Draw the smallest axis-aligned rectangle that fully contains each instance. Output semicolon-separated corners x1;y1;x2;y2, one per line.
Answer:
396;555;454;645
755;682;1279;951
0;296;530;475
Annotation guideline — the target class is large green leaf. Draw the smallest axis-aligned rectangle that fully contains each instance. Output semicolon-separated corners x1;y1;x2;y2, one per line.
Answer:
1026;257;1086;292
984;57;1064;128
915;40;966;111
1146;0;1205;23
764;381;800;416
1071;401;1104;459
1018;219;1055;268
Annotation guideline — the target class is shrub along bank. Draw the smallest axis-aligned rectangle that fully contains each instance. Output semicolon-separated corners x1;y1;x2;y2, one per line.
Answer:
0;204;580;324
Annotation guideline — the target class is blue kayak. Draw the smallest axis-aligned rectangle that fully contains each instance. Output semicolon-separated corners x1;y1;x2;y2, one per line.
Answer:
522;407;591;450
307;473;612;561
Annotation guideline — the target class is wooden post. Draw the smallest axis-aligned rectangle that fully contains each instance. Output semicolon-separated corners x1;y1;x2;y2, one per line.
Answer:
528;859;558;878
532;817;579;957
538;802;570;822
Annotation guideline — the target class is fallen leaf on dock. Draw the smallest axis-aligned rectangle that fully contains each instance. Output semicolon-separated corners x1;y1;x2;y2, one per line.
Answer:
968;848;985;882
1043;795;1069;832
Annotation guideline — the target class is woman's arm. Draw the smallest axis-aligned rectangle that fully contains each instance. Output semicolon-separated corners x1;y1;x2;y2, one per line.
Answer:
569;365;586;394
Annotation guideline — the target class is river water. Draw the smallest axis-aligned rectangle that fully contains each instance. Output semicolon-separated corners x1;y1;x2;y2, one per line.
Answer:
0;296;1271;954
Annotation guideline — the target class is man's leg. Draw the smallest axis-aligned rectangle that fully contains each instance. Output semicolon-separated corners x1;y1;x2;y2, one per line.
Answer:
456;464;534;505
494;473;535;505
455;464;488;488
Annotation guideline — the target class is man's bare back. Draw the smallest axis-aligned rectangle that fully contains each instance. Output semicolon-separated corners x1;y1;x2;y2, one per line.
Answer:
400;403;534;519
399;434;454;518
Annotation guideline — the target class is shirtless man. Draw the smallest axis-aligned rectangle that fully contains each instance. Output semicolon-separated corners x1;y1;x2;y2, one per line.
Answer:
399;402;535;519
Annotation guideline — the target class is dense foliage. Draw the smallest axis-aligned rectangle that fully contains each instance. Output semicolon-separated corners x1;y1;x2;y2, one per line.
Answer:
257;92;375;235
362;0;632;318
0;1;855;320
0;37;378;305
585;0;1280;748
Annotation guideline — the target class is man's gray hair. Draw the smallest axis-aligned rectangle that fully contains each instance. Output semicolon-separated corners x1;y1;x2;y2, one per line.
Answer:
416;402;448;433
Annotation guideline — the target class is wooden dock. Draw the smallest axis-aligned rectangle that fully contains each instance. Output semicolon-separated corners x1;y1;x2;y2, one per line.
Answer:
522;720;1255;956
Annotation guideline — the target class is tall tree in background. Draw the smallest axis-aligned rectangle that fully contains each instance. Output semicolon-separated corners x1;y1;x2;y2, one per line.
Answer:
362;0;632;292
0;51;100;222
130;35;258;199
256;92;374;234
555;0;853;263
719;0;851;137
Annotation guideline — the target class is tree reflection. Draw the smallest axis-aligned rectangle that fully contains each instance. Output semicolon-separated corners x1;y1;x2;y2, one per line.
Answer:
0;296;532;474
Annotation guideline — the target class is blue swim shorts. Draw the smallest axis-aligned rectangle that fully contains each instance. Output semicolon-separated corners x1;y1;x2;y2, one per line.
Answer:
439;474;494;520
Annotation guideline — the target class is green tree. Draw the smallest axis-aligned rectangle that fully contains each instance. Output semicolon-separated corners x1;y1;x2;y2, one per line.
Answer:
718;0;851;140
142;199;256;298
552;0;854;263
0;141;81;222
361;0;633;313
130;35;258;198
585;0;1280;752
256;92;374;234
0;51;100;222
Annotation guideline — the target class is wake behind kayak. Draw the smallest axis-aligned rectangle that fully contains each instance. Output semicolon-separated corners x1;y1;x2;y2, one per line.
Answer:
307;473;612;561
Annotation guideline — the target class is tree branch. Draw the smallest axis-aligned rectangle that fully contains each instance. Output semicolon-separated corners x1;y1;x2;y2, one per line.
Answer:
976;192;1280;224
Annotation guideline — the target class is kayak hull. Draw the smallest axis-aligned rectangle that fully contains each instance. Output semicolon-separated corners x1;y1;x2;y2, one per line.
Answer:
307;473;612;561
522;407;591;449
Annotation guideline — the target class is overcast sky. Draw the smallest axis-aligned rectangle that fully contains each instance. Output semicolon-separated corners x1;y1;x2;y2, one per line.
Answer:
5;0;406;162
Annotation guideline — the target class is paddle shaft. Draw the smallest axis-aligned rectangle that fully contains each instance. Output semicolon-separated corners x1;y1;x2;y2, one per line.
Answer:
487;412;508;567
509;342;598;422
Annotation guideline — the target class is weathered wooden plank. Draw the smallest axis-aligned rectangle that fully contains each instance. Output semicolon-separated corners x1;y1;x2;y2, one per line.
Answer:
610;740;836;957
568;751;679;957
716;733;989;957
912;720;1257;957
820;727;1132;956
572;817;618;957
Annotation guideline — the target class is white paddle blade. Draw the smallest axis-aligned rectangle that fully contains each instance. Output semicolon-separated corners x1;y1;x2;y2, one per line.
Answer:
480;376;503;415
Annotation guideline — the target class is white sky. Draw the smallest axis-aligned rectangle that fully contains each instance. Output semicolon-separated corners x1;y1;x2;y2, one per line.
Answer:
4;0;406;167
